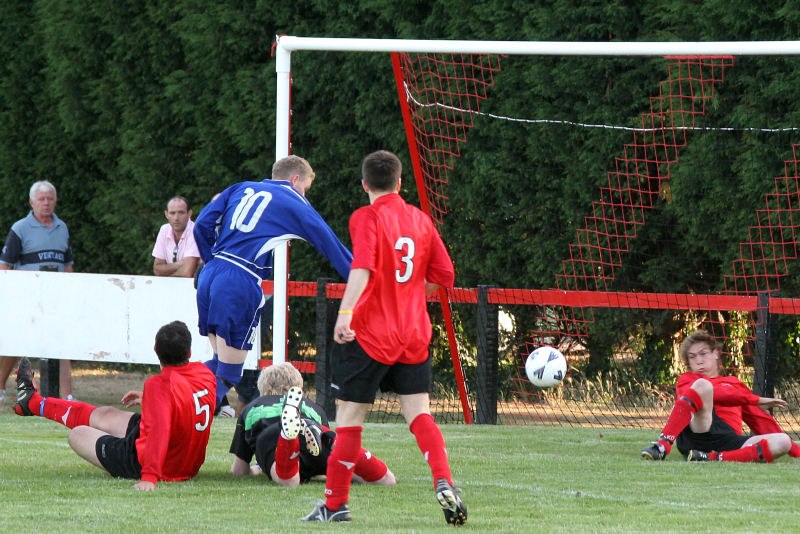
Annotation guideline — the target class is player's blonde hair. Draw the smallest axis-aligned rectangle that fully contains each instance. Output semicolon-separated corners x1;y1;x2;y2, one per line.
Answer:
257;362;303;395
272;155;314;181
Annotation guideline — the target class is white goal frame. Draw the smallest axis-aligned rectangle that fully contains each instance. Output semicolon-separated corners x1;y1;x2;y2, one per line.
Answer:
270;36;800;363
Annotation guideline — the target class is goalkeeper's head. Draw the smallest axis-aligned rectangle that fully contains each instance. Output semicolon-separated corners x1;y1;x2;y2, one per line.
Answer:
679;329;724;375
153;320;192;366
362;150;401;193
257;362;303;395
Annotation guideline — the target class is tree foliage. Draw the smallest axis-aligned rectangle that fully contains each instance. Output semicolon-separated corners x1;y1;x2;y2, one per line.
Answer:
2;1;800;377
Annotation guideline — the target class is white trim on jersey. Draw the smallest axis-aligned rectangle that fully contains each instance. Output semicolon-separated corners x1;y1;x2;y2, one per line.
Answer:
214;253;263;281
254;233;304;261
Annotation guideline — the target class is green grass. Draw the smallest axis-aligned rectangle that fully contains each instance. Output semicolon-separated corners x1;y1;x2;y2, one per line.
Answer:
2;410;799;533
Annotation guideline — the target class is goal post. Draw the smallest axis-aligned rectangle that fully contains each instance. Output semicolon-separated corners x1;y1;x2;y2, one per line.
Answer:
273;36;800;426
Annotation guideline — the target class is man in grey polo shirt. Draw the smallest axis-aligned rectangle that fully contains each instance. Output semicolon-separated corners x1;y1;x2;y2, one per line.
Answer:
0;180;75;402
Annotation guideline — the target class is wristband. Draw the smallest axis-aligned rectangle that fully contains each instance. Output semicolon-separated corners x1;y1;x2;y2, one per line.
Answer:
338;310;353;315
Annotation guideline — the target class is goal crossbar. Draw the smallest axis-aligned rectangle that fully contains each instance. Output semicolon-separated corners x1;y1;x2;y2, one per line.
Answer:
275;36;800;57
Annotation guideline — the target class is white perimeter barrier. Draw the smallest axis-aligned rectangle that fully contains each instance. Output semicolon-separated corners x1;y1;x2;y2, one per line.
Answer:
0;270;260;369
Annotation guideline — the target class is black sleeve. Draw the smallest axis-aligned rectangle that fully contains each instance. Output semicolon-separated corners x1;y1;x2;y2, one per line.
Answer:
64;237;73;264
229;413;254;462
302;398;330;427
0;229;21;264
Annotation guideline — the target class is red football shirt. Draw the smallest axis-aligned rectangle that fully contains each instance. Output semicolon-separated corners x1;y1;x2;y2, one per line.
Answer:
675;372;781;435
349;193;454;364
136;362;216;485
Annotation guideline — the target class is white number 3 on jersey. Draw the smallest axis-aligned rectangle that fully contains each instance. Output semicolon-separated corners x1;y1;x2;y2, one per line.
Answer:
395;236;415;283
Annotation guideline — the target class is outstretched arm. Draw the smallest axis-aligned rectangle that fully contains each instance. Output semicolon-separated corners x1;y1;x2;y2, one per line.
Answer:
758;397;789;410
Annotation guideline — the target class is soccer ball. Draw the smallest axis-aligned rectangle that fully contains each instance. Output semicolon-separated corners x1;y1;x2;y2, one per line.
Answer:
525;346;567;388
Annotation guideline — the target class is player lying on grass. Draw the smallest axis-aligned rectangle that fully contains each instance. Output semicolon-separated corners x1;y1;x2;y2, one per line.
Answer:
229;362;395;487
13;321;217;490
641;329;800;462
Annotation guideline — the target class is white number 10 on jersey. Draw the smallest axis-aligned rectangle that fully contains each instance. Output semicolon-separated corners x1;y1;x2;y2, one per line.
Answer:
230;187;273;233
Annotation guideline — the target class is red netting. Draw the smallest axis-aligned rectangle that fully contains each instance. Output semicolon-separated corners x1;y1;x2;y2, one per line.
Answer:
391;54;800;433
556;57;733;294
279;279;800;434
725;144;800;294
396;53;503;225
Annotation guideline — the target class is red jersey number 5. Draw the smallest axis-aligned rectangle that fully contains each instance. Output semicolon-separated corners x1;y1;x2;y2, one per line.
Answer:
395;236;415;283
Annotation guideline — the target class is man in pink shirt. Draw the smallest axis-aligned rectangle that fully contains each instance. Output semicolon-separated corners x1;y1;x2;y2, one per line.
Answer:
152;196;201;278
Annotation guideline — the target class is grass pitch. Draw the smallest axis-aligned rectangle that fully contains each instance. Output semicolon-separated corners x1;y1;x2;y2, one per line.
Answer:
2;407;799;533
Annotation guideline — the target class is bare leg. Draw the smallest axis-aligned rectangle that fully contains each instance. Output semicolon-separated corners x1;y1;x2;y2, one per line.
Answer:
88;406;134;437
0;356;20;395
269;462;301;487
215;335;248;366
207;333;219;356
743;432;793;458
68;426;108;469
353;469;396;485
399;392;432;425
686;378;714;433
335;400;371;427
60;359;72;398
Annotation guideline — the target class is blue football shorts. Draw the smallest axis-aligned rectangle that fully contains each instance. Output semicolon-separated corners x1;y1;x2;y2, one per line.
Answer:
196;259;265;351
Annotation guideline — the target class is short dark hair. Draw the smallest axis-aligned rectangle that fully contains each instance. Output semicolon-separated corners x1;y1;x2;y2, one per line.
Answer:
154;321;191;366
166;196;190;211
361;150;401;192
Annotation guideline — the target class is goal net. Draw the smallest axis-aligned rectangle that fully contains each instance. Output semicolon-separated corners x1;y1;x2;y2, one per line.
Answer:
276;38;800;434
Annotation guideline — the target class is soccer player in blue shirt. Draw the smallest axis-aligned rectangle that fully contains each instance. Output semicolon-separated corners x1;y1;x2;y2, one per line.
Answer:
194;155;352;409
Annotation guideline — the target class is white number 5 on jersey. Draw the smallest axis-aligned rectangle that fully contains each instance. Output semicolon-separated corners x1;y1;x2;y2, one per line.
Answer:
193;389;211;431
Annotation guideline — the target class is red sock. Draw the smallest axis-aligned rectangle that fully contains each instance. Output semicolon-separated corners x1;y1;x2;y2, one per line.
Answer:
719;439;773;463
409;413;453;487
657;388;704;454
274;436;300;480
41;397;96;429
788;441;800;458
325;426;361;510
353;448;389;482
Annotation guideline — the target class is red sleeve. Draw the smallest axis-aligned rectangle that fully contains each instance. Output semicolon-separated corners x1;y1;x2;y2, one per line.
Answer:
676;373;760;407
349;208;376;272
138;376;172;485
425;230;455;289
711;377;760;407
741;403;784;435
